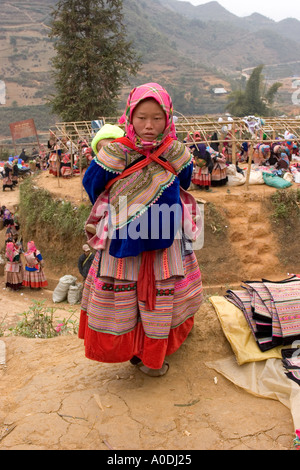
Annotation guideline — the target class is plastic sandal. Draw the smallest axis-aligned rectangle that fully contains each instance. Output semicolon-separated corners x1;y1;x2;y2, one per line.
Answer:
137;361;169;377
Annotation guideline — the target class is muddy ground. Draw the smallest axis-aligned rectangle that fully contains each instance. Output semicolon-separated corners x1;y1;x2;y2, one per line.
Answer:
0;170;298;450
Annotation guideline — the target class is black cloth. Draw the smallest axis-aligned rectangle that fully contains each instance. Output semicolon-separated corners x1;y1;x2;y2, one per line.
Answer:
78;252;95;279
13;164;19;176
191;143;213;173
19;149;28;162
282;349;300;386
210;132;219;152
4;167;11;177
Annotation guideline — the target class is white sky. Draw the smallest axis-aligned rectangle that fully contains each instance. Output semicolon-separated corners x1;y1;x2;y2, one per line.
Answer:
180;0;300;22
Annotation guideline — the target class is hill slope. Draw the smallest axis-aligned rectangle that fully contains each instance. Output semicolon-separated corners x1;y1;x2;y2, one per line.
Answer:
0;0;300;133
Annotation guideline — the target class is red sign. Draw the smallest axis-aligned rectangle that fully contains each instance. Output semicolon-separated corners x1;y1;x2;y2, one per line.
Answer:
9;119;38;140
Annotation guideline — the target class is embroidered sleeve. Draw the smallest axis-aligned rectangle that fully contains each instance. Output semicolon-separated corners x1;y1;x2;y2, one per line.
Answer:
167;141;193;190
83;143;128;204
94;143;126;173
83;160;119;204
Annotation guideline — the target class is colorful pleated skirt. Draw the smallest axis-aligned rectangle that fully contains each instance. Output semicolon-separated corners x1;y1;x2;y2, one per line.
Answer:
5;262;24;291
192;165;211;187
79;239;203;369
23;267;48;289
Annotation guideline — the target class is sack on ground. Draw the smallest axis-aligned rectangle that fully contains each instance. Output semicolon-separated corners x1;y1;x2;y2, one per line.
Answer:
249;170;264;185
263;172;292;189
227;165;246;186
53;275;77;303
67;283;83;305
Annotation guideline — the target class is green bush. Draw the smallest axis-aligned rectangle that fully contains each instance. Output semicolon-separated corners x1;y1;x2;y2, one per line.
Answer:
10;300;78;338
270;189;300;223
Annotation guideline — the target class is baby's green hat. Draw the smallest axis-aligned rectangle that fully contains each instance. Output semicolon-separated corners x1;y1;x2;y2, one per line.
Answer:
91;124;124;154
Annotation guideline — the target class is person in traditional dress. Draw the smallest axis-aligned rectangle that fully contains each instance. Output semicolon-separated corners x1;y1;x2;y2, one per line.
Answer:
18;149;28;163
276;152;290;171
12;160;19;186
81;141;93;166
5;241;24;291
210;150;228;187
239;142;249;162
5;224;17;242
268;142;284;166
60;153;72;178
79;82;203;377
2;206;13;227
78;244;95;281
190;139;213;191
48;138;62;177
2;163;14;191
253;144;270;165
292;143;299;158
208;133;228;186
22;241;48;289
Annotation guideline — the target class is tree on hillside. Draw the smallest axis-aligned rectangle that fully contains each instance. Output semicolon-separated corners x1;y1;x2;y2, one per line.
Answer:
48;0;141;121
226;65;282;117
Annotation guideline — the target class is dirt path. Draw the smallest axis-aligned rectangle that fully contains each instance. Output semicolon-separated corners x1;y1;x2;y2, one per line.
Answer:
0;173;297;450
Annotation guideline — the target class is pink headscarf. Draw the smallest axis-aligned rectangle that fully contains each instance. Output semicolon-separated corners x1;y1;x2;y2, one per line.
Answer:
6;242;15;262
119;82;177;150
25;240;37;256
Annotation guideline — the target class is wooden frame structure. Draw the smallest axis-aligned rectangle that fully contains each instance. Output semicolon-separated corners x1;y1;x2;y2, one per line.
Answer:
48;115;300;190
49;115;300;148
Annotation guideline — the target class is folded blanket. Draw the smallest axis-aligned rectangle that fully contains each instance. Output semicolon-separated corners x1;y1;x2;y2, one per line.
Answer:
226;276;300;351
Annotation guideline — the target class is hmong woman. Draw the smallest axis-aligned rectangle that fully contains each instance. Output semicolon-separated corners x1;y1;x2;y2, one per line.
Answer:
48;141;62;177
60;153;72;178
5;242;24;291
2;163;14;191
2;206;14;227
23;241;48;289
191;141;213;190
79;83;203;377
276;152;290;171
210;149;228;187
12;160;19;186
268;142;284;166
253;144;270;165
239;142;249;162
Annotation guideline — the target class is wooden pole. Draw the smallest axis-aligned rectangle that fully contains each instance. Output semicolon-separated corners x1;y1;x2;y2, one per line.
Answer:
70;140;73;177
231;122;236;166
56;144;61;188
79;146;83;201
246;143;254;190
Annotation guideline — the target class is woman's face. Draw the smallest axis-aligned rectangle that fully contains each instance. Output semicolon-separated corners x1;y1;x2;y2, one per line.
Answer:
132;98;166;142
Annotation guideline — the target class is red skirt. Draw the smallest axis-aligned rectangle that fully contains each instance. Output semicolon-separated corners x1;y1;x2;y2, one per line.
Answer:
192;166;211;187
78;249;202;369
79;311;194;369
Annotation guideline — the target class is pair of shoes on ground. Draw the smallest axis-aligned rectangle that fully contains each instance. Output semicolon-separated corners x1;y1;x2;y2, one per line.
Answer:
130;356;169;377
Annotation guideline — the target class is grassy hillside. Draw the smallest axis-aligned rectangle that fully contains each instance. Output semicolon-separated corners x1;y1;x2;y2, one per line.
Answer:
0;104;57;140
0;0;300;135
